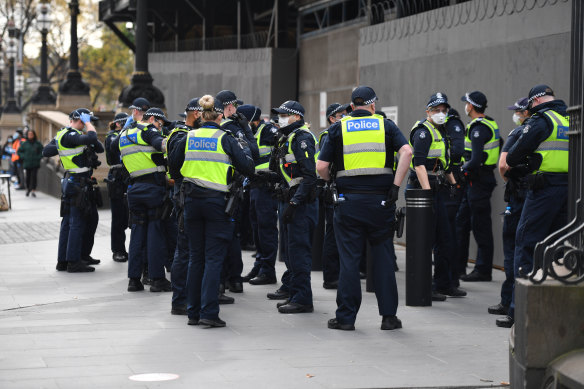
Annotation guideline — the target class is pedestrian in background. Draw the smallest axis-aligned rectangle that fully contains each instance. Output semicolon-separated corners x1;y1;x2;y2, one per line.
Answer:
17;129;44;197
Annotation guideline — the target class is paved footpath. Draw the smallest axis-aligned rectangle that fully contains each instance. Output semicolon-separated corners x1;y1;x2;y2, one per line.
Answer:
0;187;510;389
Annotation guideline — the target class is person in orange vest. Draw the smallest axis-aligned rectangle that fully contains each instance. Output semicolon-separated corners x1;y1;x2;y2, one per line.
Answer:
11;130;26;190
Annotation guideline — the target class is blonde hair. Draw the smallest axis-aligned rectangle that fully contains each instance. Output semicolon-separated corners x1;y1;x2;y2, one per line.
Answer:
199;95;221;121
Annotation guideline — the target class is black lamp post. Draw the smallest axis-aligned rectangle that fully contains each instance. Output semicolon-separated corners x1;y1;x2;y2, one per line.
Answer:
3;19;21;114
118;0;164;108
31;2;56;105
58;0;89;95
0;44;5;116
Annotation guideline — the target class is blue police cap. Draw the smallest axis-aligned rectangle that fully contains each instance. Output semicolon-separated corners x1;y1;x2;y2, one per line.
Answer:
272;100;305;117
113;112;129;123
528;84;554;102
215;90;243;107
326;103;350;118
507;97;529;111
427;92;450;109
351;86;378;106
186;97;202;112
237;105;261;122
69;108;98;121
143;108;170;124
461;91;487;109
129;97;151;111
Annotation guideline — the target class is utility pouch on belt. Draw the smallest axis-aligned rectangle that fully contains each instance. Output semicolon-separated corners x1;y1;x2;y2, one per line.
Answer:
527;173;548;191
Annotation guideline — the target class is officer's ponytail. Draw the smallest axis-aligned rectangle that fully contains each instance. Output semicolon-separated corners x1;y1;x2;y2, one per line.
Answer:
199;95;221;122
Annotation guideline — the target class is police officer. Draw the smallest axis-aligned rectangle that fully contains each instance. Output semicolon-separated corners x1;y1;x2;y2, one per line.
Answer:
498;85;569;328
270;100;318;314
318;102;350;289
215;90;259;294
458;91;500;282
317;86;412;331
408;93;466;300
168;95;255;327
123;97;151;129
43;108;103;273
238;105;280;285
166;98;203;315
105;112;130;262
115;107;171;292
488;97;530;321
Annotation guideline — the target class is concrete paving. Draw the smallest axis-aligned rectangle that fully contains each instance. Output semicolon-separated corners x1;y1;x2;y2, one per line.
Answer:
0;186;511;388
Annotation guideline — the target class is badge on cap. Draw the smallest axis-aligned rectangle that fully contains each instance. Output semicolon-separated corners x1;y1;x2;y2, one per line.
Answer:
436;92;443;99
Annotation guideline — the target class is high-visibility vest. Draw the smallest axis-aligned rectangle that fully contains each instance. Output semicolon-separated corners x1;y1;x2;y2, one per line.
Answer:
464;117;500;166
279;125;318;187
255;123;273;171
409;119;448;171
534;110;569;173
119;122;166;178
55;127;91;174
336;114;392;178
180;126;234;192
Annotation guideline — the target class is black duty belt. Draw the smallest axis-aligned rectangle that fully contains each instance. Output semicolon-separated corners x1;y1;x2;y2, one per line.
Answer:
339;189;387;195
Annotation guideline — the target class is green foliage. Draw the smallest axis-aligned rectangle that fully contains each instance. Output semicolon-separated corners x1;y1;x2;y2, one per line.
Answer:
79;24;133;110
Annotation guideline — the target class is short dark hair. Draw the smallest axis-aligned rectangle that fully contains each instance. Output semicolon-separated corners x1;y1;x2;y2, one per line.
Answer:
474;105;486;114
353;97;365;106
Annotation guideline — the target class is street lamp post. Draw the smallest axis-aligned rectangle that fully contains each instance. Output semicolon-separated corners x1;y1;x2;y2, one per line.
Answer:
58;0;89;96
31;2;56;105
3;19;21;115
0;43;5;116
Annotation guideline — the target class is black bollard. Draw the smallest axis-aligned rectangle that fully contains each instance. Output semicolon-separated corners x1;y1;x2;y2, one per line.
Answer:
405;189;434;306
311;199;325;270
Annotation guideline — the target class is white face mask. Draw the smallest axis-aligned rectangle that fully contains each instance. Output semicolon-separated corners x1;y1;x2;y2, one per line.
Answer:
512;113;522;126
431;112;447;125
464;104;471;116
278;116;290;127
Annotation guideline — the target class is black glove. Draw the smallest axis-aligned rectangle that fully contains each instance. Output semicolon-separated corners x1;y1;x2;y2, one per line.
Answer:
383;184;400;208
449;183;459;199
282;201;298;224
256;171;280;183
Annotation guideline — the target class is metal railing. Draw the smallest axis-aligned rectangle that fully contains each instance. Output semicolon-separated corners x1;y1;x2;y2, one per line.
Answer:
151;30;276;53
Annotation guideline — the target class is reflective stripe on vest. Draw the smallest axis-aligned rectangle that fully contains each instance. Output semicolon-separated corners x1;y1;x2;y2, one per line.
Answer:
336;114;391;178
255;123;272;171
409;120;448;171
55;128;91;174
119;123;165;178
180;127;233;192
534;110;569;173
279;125;318;187
464;117;500;166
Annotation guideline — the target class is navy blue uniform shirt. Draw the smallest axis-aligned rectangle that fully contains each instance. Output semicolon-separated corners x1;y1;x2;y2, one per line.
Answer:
222;117;260;162
105;130;122;166
318;109;408;191
462;121;493;171
502;125;525;153
166;124;192;180
168;121;255;196
507;100;568;168
277;119;317;205
444;116;465;165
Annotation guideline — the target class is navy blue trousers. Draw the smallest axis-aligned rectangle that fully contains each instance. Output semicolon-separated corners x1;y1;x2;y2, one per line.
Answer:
457;171;496;276
322;204;340;283
249;187;279;277
126;181;167;280
278;201;291;293
279;200;317;305
500;193;524;307
109;196;128;254
184;195;235;321
57;177;98;263
334;194;398;325
171;182;189;307
509;182;568;318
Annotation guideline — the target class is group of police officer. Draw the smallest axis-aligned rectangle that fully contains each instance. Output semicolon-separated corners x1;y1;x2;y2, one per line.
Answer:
46;82;568;330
